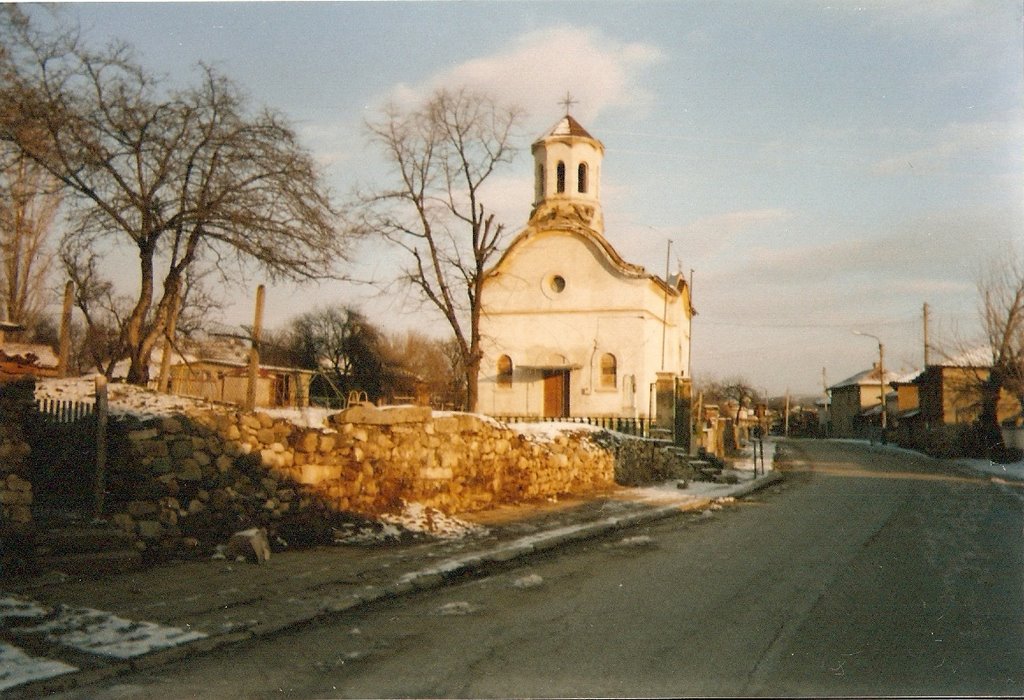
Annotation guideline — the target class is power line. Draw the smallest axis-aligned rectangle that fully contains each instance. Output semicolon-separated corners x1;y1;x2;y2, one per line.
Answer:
697;316;918;330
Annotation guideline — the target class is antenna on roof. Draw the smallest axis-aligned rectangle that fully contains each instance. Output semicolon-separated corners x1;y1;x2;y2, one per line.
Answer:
559;91;578;115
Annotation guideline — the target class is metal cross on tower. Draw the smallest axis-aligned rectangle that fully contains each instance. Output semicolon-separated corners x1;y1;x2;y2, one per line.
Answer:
559;91;578;115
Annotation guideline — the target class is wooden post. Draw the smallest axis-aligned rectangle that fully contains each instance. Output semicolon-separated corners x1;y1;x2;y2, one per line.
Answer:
245;285;265;413
94;375;108;518
58;281;73;378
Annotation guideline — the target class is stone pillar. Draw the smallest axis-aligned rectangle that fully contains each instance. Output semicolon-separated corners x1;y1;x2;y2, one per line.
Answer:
654;372;676;440
674;377;692;452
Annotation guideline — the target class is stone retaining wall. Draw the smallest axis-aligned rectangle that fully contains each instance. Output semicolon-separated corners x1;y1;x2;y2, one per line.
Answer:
0;377;34;530
608;435;693;486
100;404;618;553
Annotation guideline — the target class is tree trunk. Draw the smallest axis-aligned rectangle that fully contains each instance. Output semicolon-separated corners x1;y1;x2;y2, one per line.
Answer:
465;354;481;413
978;372;1006;457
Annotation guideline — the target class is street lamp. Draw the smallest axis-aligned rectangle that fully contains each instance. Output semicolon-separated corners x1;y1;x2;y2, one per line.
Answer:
853;331;887;432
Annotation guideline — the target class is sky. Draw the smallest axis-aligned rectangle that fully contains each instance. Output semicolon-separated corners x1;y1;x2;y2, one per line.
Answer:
30;0;1024;397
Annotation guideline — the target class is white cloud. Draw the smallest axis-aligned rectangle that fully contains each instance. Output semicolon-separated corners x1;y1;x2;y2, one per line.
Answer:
678;209;793;241
381;25;665;131
872;117;1024;176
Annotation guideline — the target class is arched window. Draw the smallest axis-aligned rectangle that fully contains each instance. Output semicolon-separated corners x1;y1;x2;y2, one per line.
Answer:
556;161;566;193
497;355;513;389
536;163;545;201
600;353;617;389
577;163;588;193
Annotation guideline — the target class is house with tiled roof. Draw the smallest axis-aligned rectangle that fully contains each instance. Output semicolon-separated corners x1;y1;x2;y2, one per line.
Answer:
478;112;694;421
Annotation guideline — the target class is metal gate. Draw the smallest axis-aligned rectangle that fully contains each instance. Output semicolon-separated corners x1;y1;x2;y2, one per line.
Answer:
27;399;98;515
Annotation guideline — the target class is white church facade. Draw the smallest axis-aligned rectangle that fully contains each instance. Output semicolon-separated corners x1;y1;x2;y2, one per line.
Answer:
478;113;694;419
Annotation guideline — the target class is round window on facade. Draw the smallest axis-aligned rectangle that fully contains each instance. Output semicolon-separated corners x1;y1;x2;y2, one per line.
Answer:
549;275;566;293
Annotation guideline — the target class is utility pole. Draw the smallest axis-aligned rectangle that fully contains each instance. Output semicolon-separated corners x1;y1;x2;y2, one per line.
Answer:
922;302;930;367
879;341;886;431
660;239;672;371
686;268;694;379
853;331;887;432
245;285;266;413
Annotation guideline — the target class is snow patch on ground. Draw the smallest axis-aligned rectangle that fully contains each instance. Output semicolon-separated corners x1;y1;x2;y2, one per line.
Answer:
380;503;488;540
36;376;220;421
512;574;544;589
617;535;654;548
0;643;76;692
14;603;206;659
334;503;489;544
729;438;777;473
0;597;48;621
435;601;480;616
957;457;1024;482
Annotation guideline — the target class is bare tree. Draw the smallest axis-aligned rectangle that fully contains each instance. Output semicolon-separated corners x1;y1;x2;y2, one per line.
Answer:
0;8;344;383
0;148;59;330
973;248;1024;454
286;306;396;403
385;330;461;408
356;87;522;411
702;375;760;423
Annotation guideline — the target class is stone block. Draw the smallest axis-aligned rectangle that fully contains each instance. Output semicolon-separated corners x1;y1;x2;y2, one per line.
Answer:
169;439;193;459
127;500;158;517
3;504;31;523
0;489;31;505
161;417;184;433
6;474;30;491
225;527;271;563
432;416;460;434
296;431;319;453
176;459;203;481
334;404;431;426
142;440;169;458
136;520;163;539
420;466;454;480
299;463;337;485
128;428;160;442
149;454;172;474
216;455;234;473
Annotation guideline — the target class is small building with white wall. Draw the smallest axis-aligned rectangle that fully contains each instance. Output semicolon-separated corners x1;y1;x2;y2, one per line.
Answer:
479;113;693;419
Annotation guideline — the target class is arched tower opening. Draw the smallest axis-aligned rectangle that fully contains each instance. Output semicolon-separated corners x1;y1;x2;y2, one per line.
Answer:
530;112;604;233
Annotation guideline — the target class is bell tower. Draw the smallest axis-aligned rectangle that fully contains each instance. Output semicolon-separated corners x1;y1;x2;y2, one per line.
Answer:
530;107;604;234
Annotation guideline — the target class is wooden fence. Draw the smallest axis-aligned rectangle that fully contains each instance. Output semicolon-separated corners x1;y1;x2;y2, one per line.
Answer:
492;415;653;438
35;397;96;423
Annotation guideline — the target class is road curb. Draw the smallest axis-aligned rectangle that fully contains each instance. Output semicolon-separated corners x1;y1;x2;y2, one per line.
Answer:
9;471;785;697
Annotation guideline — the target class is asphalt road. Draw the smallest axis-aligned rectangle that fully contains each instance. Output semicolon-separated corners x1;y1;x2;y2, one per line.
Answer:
61;439;1024;698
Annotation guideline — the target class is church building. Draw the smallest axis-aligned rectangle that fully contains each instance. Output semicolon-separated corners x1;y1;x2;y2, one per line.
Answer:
478;112;694;419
